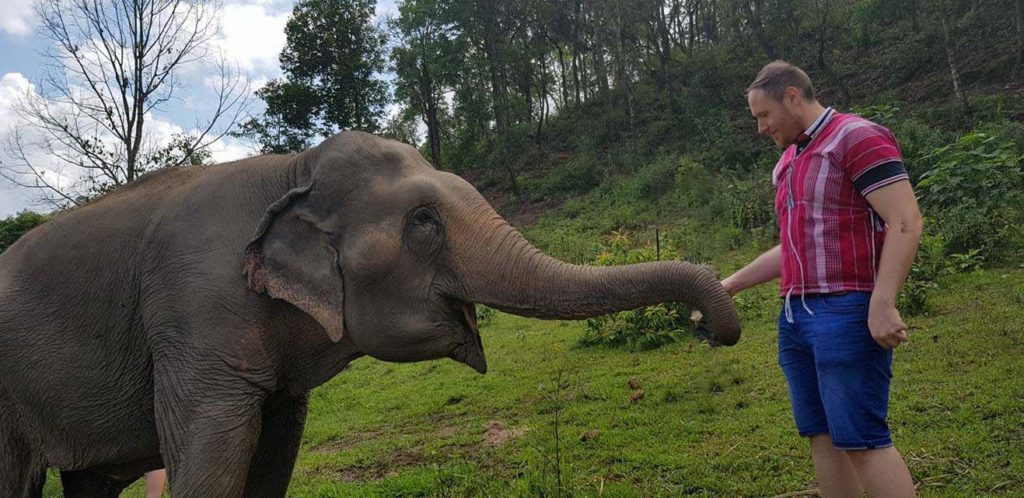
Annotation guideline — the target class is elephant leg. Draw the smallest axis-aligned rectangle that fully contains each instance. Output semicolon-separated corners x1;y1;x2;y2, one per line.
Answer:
243;393;310;497
59;469;136;498
153;365;267;498
0;404;47;498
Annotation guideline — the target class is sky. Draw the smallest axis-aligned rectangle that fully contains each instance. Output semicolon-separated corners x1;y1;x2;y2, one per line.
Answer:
0;0;399;218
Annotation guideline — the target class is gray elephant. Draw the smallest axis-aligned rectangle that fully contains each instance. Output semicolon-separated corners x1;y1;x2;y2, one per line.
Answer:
0;131;740;497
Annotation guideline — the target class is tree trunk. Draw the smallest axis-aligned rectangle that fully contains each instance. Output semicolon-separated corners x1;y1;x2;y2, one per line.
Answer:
690;0;699;50
744;0;778;59
1018;0;1024;68
573;0;583;105
556;44;569;108
910;0;920;33
426;101;443;170
939;2;970;112
485;36;507;134
656;1;672;70
816;0;851;106
536;53;548;144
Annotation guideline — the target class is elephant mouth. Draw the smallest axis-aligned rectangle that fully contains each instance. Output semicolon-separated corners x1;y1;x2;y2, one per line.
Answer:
450;300;487;374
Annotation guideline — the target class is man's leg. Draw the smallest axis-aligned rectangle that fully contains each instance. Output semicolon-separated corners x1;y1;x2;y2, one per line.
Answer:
778;304;863;496
847;446;915;497
809;434;862;498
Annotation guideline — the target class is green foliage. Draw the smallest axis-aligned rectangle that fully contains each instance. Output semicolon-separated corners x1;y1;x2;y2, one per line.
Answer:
579;302;694;352
576;232;697;352
917;132;1024;260
850;102;902;127
0;211;48;254
918;132;1023;213
898;233;946;316
474;305;496;325
236;0;389;153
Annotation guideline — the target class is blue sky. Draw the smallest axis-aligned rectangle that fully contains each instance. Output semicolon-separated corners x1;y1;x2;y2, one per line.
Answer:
0;0;399;217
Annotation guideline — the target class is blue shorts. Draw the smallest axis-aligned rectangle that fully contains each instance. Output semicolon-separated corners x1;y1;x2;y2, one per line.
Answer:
777;291;894;450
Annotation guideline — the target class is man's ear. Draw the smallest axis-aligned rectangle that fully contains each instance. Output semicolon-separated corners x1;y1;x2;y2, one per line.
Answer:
783;86;800;107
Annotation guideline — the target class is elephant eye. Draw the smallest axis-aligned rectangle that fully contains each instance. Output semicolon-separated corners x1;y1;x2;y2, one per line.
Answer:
405;206;444;253
410;206;440;227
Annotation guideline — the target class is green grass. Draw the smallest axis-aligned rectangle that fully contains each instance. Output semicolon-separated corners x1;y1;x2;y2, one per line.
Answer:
279;268;1024;497
48;267;1019;497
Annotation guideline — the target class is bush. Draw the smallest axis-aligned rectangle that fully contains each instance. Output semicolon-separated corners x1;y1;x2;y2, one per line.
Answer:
579;303;694;352
898;232;946;316
918;132;1023;213
577;233;698;351
917;131;1024;262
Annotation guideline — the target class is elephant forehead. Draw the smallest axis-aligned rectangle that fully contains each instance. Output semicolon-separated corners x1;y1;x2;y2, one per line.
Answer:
363;174;443;206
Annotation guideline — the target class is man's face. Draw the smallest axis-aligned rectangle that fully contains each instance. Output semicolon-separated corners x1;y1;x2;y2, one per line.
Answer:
748;88;802;148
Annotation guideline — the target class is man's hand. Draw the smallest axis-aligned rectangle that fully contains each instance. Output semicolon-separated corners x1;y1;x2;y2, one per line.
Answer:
721;277;739;297
720;245;781;298
868;297;909;349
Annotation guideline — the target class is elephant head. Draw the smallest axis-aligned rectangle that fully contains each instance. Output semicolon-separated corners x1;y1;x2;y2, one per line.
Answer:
244;131;741;374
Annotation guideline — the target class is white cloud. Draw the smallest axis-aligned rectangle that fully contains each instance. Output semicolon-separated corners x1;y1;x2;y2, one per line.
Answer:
376;0;399;19
215;3;289;73
206;136;256;164
0;72;33;109
0;0;35;37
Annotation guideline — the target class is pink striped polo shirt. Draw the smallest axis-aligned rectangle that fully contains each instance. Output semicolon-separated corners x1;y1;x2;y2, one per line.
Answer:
772;109;908;301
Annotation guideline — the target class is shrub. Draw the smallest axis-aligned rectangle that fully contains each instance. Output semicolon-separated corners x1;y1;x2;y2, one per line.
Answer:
579;303;694;352
577;233;698;351
918;132;1023;213
898;232;946;316
917;131;1024;262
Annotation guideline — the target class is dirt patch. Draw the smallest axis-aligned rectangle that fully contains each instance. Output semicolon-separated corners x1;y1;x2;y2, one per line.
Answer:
310;430;381;453
436;426;459;438
335;448;429;482
483;420;529;446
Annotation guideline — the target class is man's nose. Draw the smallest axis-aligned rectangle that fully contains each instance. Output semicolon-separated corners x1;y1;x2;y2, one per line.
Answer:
757;122;768;134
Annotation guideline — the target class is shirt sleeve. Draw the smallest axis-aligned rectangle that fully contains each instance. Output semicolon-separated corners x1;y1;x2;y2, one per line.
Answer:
843;123;908;195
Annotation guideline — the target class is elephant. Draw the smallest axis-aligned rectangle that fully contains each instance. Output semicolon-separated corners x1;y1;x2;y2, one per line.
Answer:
0;131;741;497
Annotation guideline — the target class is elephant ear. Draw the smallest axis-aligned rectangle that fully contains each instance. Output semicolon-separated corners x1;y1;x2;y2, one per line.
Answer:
243;184;346;342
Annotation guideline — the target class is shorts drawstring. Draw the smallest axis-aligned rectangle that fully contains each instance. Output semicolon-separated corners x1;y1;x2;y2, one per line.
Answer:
784;162;814;324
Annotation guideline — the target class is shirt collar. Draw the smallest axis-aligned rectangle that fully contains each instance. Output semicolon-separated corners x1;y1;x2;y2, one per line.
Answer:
803;107;833;140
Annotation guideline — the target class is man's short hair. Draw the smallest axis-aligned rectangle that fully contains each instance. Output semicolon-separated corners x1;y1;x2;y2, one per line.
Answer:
746;60;816;102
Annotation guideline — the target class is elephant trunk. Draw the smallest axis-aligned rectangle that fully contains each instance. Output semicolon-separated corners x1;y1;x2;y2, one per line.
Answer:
447;199;741;345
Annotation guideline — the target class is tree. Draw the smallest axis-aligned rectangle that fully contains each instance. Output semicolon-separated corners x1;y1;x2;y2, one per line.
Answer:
391;0;462;169
237;0;390;153
0;210;49;254
1;0;249;207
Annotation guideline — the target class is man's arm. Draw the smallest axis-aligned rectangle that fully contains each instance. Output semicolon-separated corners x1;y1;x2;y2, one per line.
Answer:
721;244;781;297
864;180;924;349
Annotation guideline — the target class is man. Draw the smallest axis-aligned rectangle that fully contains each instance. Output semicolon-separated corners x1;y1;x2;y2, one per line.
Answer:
722;60;922;497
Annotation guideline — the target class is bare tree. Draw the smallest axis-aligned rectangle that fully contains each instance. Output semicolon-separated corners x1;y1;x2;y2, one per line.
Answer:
937;0;970;113
0;0;250;207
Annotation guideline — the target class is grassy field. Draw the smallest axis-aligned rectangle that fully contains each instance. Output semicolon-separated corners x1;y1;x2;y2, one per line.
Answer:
286;268;1024;497
50;266;1021;497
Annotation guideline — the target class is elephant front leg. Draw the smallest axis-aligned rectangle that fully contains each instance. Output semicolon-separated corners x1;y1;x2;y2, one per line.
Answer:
243;392;310;497
154;370;267;498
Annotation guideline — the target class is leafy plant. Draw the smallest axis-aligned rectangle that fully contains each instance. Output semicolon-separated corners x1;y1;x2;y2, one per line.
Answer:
579;233;698;351
898;233;946;316
950;249;985;273
918;132;1023;213
851;102;902;127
